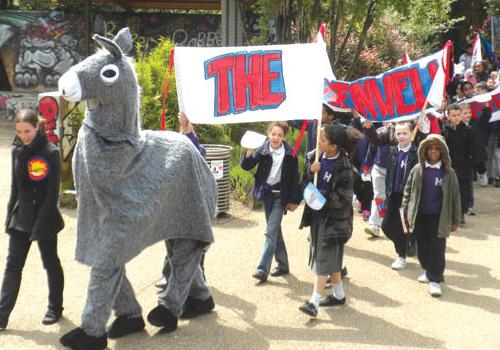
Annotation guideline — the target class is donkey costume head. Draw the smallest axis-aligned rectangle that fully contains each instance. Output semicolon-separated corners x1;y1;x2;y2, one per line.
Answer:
59;28;139;138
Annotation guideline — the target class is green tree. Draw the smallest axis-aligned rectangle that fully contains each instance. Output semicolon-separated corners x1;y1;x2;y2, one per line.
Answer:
253;0;460;79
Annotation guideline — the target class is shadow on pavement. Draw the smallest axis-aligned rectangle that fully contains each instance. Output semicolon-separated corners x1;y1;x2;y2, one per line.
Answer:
4;317;77;348
211;286;441;348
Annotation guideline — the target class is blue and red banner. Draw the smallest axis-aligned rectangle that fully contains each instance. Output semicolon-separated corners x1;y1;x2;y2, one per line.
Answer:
324;45;452;122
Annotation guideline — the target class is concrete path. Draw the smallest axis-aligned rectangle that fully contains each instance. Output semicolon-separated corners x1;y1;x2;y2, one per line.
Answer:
0;117;499;349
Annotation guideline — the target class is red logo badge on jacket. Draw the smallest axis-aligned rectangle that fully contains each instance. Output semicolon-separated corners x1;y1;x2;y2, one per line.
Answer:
27;157;50;182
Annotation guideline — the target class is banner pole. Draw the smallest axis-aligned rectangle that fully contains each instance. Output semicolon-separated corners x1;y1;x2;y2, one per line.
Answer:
313;117;321;186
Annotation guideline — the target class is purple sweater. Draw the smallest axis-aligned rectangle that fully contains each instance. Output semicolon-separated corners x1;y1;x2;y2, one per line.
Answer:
419;166;445;215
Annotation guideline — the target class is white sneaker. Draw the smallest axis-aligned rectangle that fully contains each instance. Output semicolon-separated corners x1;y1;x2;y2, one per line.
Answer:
429;282;442;297
391;257;407;270
417;271;429;283
478;172;488;187
364;225;381;237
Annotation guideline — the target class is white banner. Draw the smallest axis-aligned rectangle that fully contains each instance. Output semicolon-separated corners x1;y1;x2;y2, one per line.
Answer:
175;42;327;124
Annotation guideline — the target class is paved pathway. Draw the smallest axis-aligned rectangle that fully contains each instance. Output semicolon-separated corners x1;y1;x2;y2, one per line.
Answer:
0;117;500;349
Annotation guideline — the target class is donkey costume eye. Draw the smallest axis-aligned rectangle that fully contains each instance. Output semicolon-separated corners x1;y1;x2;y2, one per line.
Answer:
100;64;119;84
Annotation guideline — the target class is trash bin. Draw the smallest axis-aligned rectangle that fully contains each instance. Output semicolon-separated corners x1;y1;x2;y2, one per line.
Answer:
203;144;233;215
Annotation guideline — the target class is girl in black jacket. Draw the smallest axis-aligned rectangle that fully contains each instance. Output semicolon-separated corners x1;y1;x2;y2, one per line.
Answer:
0;109;64;329
299;124;354;318
241;122;302;283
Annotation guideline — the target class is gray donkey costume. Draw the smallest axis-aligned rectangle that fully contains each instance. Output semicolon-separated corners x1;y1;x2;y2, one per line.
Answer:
58;28;217;350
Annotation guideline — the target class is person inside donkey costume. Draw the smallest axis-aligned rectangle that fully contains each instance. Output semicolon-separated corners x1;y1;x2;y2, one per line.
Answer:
58;28;217;350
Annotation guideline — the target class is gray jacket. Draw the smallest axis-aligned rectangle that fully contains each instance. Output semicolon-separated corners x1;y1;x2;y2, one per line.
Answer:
402;134;461;238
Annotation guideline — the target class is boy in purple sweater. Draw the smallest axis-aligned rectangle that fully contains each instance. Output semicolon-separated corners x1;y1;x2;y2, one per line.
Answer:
402;134;461;297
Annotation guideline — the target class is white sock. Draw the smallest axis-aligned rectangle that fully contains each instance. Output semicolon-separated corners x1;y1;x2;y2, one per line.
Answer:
332;282;345;300
309;291;321;308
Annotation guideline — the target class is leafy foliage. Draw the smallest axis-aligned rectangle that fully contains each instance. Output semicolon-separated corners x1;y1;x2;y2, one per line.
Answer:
252;0;461;79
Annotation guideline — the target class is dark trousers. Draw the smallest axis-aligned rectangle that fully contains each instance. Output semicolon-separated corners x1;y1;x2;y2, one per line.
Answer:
414;213;446;283
382;193;408;258
458;179;471;213
0;232;64;322
354;176;373;212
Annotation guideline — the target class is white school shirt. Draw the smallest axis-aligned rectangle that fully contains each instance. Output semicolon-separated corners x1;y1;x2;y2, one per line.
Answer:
266;144;285;186
425;160;443;169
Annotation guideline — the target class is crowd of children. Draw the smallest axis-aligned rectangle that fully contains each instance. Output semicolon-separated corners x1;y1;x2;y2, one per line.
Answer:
1;41;498;345
240;62;498;315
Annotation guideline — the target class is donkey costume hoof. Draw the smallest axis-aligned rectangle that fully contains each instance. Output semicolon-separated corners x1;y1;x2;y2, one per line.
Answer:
180;295;215;319
147;305;178;332
107;315;145;339
59;327;107;350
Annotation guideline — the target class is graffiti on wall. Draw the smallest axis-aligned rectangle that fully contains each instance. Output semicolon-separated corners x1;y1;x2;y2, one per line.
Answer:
39;95;60;143
0;92;38;120
94;13;222;51
0;11;86;91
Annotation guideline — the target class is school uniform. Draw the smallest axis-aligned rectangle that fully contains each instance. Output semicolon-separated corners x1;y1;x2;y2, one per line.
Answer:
0;130;64;326
442;122;474;214
300;151;354;275
382;143;418;258
241;140;302;276
402;135;461;283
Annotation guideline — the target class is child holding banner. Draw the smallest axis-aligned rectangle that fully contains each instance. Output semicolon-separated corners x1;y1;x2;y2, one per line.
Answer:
402;134;461;297
380;122;418;270
241;122;302;283
298;124;354;318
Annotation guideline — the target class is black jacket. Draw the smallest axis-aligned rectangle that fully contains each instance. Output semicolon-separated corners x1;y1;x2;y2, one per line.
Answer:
299;151;354;245
385;143;419;197
5;130;64;240
240;140;302;208
442;123;475;181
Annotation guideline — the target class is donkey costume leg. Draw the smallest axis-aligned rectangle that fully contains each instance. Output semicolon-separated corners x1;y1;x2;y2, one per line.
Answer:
60;267;143;349
148;239;213;331
81;266;142;337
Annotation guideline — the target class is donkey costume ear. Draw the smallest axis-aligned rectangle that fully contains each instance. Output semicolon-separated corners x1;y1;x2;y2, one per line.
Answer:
93;34;122;58
113;27;133;54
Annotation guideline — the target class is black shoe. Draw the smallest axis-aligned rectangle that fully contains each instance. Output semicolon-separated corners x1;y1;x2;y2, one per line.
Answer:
0;318;7;330
59;327;107;350
341;267;348;278
299;302;318;317
252;270;268;283
107;315;145;339
42;308;62;325
270;267;289;277
180;295;215;319
147;304;178;333
319;295;346;307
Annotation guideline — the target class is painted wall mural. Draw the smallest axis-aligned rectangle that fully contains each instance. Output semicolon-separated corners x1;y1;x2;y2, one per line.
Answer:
0;11;224;120
0;11;86;91
0;91;38;120
94;13;222;52
1;11;222;91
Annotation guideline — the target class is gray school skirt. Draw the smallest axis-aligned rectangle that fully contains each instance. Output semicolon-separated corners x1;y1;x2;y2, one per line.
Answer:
309;215;344;276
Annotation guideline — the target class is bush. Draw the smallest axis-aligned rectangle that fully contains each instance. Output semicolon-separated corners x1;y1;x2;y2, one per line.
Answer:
135;37;178;131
